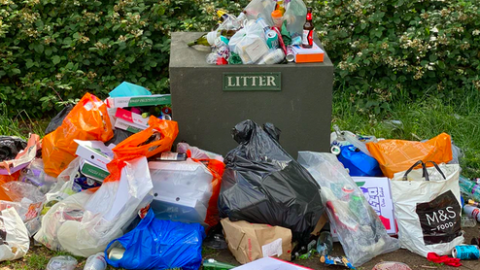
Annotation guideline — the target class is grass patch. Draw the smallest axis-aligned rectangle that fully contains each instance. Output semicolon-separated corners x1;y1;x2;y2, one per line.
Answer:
332;91;480;177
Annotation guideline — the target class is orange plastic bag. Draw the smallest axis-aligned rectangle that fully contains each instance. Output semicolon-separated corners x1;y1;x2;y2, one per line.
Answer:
366;133;453;178
193;158;225;228
112;116;179;160
42;93;113;177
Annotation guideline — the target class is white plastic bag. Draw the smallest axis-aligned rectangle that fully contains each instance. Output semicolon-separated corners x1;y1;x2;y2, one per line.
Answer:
298;152;399;267
284;0;307;36
44;157;83;204
0;207;30;262
390;161;463;257
228;21;269;64
35;157;153;257
149;159;213;226
244;0;276;26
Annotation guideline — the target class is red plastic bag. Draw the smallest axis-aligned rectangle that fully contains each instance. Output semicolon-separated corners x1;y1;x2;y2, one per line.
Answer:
42;93;113;177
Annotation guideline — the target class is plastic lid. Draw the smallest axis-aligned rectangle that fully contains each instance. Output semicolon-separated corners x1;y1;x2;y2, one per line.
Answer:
271;10;283;18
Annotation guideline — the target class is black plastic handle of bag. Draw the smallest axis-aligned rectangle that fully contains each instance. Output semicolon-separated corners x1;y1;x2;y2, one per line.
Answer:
402;160;446;181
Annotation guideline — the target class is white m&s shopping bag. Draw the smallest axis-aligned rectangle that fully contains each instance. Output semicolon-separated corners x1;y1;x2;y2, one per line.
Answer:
390;161;463;257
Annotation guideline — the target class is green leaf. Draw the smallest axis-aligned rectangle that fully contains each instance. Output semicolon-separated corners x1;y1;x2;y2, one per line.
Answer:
45;47;52;56
52;55;61;65
11;68;21;75
126;56;135;63
34;44;44;53
26;59;34;68
429;54;437;62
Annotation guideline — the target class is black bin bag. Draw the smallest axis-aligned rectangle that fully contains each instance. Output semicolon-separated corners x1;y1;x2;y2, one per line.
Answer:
218;120;325;242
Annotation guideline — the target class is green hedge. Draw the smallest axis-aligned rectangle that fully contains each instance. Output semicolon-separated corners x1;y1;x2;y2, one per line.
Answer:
1;0;479;116
0;0;247;115
314;0;480;112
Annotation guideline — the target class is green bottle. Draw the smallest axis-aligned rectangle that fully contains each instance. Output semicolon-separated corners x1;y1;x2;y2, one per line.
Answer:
187;30;236;47
202;258;236;270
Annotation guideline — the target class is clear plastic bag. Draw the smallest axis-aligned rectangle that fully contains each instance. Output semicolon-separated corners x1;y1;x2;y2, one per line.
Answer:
19;158;57;194
284;0;307;36
46;255;77;270
0;181;45;235
176;142;223;162
228;21;269;64
35;157;153;257
298;152;399;267
244;0;276;26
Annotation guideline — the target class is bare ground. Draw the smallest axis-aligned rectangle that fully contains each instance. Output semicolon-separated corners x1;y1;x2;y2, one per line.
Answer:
206;225;480;270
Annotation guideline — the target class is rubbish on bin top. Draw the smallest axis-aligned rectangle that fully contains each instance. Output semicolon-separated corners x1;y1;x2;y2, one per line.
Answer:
291;42;325;63
231;257;313;270
0;134;40;175
109;81;152;97
105;94;171;108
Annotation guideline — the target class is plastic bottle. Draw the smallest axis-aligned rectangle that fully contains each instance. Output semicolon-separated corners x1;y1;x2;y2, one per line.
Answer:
84;252;107;270
271;10;284;29
316;231;333;256
46;256;78;270
202;258;236;270
459;175;480;201
258;48;285;64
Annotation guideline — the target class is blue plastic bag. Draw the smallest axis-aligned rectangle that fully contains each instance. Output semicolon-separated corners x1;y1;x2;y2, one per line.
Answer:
337;145;383;176
105;209;205;270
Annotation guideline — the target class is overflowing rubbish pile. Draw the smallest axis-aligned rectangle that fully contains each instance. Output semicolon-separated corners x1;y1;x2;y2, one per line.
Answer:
188;0;324;65
0;79;478;270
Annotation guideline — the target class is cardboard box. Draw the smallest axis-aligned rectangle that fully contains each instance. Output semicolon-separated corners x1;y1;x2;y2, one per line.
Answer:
221;218;292;264
80;160;110;181
115;108;149;128
74;140;113;170
292;42;325;63
105;94;171;108
232;257;313;270
332;177;397;239
114;119;144;133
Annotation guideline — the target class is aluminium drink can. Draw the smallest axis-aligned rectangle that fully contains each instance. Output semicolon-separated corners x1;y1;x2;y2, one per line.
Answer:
266;30;279;49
